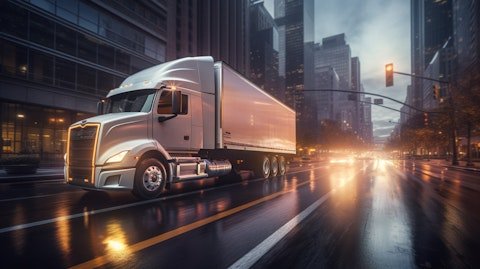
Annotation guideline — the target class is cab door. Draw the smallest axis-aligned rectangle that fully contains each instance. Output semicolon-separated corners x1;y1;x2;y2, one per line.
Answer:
153;90;191;151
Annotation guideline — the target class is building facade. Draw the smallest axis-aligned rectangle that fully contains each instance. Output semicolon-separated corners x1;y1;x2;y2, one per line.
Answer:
0;0;167;163
410;0;453;111
274;0;314;145
422;39;455;110
452;0;480;81
363;97;373;144
315;34;353;130
400;85;413;125
249;1;282;101
197;0;250;76
167;0;198;60
351;56;362;134
313;66;339;122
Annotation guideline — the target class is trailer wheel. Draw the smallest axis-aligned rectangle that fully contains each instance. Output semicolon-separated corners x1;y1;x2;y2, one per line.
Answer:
132;158;166;199
278;156;286;176
270;156;279;177
255;155;271;179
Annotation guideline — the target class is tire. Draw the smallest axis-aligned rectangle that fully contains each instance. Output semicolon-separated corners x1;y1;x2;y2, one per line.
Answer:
254;155;271;179
278;156;286;176
270;156;279;177
132;158;167;199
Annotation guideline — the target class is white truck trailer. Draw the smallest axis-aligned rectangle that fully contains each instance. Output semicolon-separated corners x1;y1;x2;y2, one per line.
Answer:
65;56;296;199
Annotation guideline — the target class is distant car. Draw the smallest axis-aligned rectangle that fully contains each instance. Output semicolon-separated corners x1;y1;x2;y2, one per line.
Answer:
328;154;355;165
355;156;374;161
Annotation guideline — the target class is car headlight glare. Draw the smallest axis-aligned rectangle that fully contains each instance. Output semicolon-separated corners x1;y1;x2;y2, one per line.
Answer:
106;151;128;164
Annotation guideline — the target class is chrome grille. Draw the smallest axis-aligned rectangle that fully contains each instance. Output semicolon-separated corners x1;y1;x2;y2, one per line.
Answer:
67;125;98;183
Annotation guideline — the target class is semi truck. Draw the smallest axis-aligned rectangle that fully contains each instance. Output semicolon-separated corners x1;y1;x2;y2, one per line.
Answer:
65;56;296;199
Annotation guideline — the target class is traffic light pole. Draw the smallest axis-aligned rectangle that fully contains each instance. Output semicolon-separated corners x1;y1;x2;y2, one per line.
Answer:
301;89;436;114
393;71;449;84
392;71;459;165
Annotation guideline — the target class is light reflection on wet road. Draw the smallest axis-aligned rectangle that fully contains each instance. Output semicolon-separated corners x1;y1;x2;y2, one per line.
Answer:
0;160;479;268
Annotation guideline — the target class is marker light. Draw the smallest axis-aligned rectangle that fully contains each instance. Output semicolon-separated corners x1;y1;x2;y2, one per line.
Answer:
105;151;128;164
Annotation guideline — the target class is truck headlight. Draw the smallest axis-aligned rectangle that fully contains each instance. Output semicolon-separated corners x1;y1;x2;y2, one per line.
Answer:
105;151;129;164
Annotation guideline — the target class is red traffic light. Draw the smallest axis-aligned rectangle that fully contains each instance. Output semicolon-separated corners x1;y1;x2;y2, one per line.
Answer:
385;63;394;87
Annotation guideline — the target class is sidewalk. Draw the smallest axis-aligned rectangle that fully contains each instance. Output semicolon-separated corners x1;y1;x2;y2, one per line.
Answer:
418;159;480;173
0;167;64;183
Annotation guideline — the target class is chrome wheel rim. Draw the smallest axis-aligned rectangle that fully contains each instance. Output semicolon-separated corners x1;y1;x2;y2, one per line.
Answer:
263;158;270;177
279;158;286;175
142;165;163;191
271;157;278;176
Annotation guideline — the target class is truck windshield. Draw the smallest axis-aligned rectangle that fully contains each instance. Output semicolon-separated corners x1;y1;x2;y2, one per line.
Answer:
105;89;156;113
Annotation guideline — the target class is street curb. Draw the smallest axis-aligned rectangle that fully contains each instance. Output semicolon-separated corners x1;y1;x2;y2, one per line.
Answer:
443;165;480;173
412;168;480;192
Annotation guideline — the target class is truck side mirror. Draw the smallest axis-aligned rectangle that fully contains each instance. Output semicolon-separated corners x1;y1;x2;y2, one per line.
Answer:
97;99;105;115
171;91;182;114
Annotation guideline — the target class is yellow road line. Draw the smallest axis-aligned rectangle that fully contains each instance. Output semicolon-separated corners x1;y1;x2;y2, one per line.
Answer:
70;180;310;269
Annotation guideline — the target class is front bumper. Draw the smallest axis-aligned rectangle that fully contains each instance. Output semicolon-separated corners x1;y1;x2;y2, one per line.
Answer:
65;166;136;190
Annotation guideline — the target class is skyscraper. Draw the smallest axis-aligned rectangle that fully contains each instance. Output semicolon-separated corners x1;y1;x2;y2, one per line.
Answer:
197;0;250;76
422;38;455;110
363;97;373;144
249;1;282;101
274;0;314;145
313;66;339;122
453;0;480;76
411;0;453;110
351;56;361;133
167;0;198;60
315;34;353;130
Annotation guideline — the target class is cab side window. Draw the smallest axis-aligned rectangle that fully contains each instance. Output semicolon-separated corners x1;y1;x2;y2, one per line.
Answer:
157;91;189;114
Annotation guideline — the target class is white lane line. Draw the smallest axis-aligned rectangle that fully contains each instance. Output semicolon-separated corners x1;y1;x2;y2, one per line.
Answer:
0;165;328;234
0;166;324;204
228;167;364;269
228;190;333;269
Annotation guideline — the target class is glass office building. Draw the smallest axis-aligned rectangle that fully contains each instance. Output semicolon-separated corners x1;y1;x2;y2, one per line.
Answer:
0;0;167;164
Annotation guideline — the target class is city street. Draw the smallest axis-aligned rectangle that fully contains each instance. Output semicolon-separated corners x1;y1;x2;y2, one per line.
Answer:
1;159;479;268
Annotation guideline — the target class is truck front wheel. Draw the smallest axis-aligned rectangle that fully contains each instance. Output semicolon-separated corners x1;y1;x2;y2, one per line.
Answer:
132;158;166;199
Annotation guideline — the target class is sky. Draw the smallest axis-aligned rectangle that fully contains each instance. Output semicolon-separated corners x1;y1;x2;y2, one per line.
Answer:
264;0;411;141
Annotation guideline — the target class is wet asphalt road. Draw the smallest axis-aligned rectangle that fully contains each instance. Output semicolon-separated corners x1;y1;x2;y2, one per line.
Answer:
0;159;479;268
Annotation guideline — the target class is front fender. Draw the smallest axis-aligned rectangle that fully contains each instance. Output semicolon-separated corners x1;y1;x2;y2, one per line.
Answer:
97;139;159;168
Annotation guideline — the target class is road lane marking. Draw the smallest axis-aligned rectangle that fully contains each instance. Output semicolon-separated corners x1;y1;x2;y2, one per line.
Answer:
0;165;327;234
229;168;363;269
229;192;332;269
70;180;312;269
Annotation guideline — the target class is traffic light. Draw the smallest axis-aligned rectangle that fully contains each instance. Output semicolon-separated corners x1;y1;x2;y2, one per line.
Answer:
432;84;440;100
385;63;394;87
424;112;429;126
